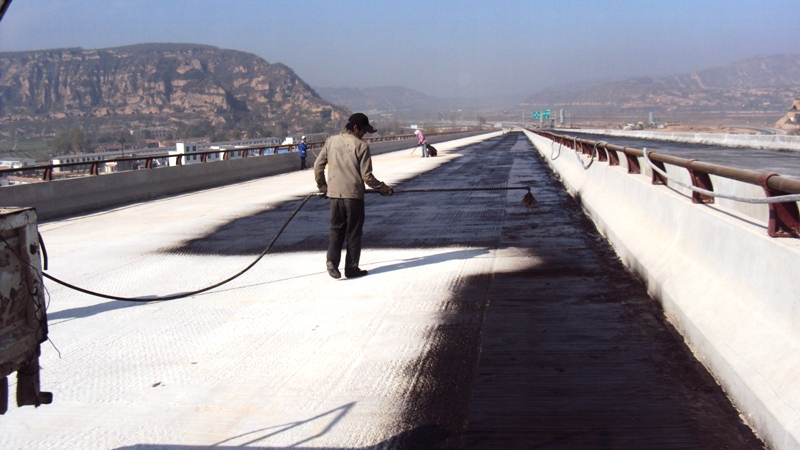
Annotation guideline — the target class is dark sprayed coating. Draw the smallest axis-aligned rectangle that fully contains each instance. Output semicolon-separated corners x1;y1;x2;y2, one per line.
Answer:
164;132;765;449
384;133;764;449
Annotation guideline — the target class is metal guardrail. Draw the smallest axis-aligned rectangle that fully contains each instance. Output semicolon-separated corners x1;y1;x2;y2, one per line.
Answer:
0;130;474;182
530;129;800;238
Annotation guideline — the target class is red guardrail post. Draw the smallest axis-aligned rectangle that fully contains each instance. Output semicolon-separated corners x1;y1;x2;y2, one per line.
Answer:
596;144;608;163
759;173;800;237
645;150;667;185
685;159;714;204
624;149;641;174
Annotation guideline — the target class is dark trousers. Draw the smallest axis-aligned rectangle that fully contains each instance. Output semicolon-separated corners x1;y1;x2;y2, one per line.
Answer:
327;198;365;271
300;156;307;170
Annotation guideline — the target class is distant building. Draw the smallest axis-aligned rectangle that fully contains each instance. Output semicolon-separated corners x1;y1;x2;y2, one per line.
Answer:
281;133;328;145
168;137;287;165
1;160;42;185
169;142;203;166
0;158;36;168
53;147;170;173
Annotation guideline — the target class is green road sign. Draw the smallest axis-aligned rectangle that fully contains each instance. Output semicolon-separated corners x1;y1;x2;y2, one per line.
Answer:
532;111;540;119
543;109;551;119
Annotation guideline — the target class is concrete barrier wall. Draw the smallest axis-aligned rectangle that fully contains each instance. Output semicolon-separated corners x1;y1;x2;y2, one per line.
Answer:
577;128;800;151
524;129;800;450
0;131;488;221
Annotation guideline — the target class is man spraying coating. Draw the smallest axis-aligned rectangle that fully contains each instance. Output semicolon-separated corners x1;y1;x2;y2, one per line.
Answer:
314;113;394;279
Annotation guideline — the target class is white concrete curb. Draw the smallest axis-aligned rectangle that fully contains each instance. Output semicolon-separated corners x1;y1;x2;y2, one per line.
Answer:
524;129;800;450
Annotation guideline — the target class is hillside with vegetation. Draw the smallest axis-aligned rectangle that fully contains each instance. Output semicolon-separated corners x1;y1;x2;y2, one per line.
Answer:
0;43;349;160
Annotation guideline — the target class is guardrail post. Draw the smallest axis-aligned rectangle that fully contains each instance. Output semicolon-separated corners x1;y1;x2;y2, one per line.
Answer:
645;151;667;185
759;173;800;237
685;159;714;203
176;155;183;166
596;144;608;162
42;167;52;181
624;149;641;174
145;158;153;169
90;162;99;176
605;147;620;166
201;153;208;163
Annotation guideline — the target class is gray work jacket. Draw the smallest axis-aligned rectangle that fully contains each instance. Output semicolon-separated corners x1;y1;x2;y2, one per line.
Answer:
314;131;384;199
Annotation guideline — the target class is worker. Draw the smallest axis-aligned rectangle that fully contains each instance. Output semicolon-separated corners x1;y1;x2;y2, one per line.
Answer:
299;136;309;170
314;113;393;279
415;129;428;157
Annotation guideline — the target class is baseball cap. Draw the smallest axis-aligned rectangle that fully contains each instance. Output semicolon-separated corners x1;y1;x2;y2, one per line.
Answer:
347;113;377;133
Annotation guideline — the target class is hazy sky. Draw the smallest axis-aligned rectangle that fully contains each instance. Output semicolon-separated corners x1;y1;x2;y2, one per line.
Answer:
1;0;799;99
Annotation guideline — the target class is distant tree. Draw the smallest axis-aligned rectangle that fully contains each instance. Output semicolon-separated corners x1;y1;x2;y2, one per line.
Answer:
229;127;243;140
272;122;289;138
54;130;72;153
70;128;86;152
320;109;332;122
211;131;228;142
245;123;269;139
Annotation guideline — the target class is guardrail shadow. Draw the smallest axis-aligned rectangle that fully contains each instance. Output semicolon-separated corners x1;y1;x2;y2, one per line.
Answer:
113;401;454;449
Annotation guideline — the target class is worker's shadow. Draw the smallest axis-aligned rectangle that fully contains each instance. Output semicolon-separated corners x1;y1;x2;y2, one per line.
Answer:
367;248;490;276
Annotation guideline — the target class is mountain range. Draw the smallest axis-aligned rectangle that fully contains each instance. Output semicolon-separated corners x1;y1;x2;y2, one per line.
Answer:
315;86;520;119
522;54;800;116
0;43;349;137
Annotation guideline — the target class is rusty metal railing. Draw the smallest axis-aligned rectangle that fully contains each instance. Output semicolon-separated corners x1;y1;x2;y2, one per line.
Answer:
530;129;800;238
0;130;476;183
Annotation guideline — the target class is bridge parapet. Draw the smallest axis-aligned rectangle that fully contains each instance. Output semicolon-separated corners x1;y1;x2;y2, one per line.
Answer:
0;131;487;221
524;127;800;450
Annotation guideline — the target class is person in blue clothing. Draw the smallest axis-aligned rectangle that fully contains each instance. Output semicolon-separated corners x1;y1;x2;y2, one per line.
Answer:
298;136;309;170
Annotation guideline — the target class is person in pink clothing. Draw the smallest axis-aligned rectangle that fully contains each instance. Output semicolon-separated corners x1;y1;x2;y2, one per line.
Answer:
415;129;429;158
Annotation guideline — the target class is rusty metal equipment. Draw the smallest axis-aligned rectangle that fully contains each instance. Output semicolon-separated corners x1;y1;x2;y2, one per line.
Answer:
0;207;52;414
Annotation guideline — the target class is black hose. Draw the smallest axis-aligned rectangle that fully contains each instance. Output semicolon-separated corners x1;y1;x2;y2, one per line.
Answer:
37;193;320;302
10;185;534;303
367;186;532;194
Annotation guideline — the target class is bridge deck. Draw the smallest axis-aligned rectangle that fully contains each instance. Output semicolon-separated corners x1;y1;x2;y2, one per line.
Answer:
1;133;763;449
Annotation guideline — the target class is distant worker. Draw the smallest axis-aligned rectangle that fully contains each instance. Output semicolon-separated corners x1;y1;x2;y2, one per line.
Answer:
415;129;428;158
315;113;393;279
299;136;309;170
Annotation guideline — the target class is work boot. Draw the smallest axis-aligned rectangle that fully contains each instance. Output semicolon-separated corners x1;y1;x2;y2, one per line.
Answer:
345;268;368;278
327;261;341;279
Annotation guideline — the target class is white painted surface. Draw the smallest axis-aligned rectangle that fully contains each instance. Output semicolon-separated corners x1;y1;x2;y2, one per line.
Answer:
524;129;800;450
1;133;541;449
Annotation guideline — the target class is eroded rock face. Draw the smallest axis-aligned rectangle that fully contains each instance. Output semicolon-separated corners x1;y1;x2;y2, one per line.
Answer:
0;43;347;131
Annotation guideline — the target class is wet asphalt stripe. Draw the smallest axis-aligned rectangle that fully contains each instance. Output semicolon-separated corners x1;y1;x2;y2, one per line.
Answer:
385;133;764;449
